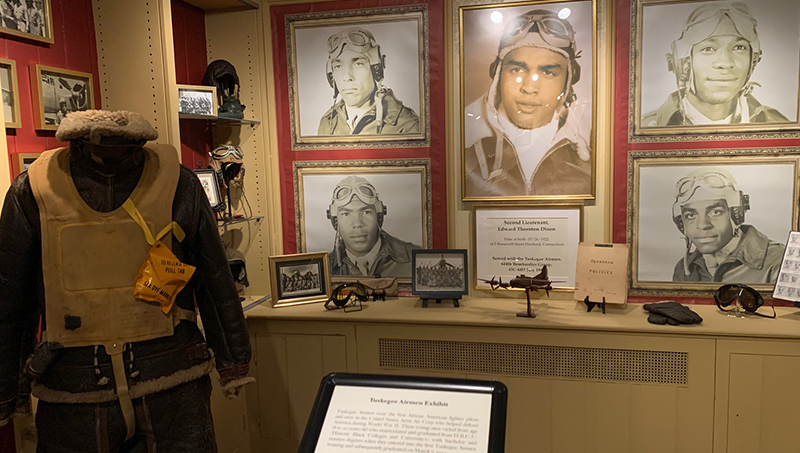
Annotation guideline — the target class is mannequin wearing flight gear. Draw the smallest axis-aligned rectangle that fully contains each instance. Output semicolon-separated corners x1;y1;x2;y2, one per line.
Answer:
0;110;253;452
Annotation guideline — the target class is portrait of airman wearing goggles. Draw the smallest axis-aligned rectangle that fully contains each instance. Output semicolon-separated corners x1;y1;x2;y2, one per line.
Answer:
461;4;593;199
639;0;799;129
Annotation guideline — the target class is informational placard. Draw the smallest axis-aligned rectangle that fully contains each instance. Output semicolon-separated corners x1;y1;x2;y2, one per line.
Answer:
574;243;630;305
773;231;800;302
314;385;492;453
474;206;581;289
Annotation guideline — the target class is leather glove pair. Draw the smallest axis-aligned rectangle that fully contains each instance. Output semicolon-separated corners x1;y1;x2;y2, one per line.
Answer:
643;301;703;325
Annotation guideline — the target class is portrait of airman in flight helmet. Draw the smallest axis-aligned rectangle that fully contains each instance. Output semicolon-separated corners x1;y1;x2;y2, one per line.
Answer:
317;28;420;136
671;167;784;283
461;5;593;199
326;175;421;278
641;1;794;127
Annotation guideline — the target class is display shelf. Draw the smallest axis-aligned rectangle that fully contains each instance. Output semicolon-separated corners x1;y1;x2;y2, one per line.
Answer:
217;215;264;227
180;0;258;12
179;113;261;127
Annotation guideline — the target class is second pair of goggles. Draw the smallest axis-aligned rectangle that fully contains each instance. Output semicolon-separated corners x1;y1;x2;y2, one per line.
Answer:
500;12;576;54
714;284;775;319
325;282;369;311
327;29;377;58
211;144;244;161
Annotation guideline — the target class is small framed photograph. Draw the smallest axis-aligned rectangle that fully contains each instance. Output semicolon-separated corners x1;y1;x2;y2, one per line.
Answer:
15;152;39;175
286;4;429;149
628;148;800;294
0;57;21;128
194;169;224;211
411;249;468;297
631;0;800;141
177;84;218;116
30;64;94;131
473;204;582;290
294;158;432;281
0;0;53;44
269;252;331;307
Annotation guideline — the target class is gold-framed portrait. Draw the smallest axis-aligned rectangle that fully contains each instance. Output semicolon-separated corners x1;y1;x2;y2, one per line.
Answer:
286;4;430;150
0;57;21;128
457;0;596;201
177;84;218;117
630;0;800;142
268;252;331;308
473;203;583;291
293;158;432;282
628;148;800;295
30;64;94;131
0;0;53;44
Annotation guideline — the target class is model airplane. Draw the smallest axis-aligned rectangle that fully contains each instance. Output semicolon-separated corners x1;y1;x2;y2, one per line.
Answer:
479;265;561;318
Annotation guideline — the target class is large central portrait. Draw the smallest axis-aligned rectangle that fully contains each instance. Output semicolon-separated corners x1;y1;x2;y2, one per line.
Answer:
458;0;595;201
286;5;430;149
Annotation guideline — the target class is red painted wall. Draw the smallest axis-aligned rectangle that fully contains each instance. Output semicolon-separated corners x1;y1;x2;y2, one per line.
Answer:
172;0;211;168
1;0;101;180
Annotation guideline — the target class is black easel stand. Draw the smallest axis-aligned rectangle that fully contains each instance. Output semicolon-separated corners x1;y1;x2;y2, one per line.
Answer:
583;296;606;314
421;293;461;308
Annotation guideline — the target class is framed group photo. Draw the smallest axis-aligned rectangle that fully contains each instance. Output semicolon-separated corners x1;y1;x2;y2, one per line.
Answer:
30;64;94;131
178;85;217;117
0;0;52;44
457;0;596;201
268;252;331;308
628;149;800;294
0;57;20;128
294;158;431;281
411;249;469;297
473;204;582;291
285;4;430;149
630;0;800;141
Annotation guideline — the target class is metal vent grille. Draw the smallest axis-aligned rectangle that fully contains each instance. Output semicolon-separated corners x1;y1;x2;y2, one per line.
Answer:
379;339;688;385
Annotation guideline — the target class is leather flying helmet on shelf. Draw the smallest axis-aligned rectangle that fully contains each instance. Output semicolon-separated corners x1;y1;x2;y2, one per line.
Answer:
202;59;247;119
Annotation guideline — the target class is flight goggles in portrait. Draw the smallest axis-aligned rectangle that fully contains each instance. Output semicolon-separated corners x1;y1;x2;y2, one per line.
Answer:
671;170;749;225
499;12;576;56
326;177;386;229
325;282;368;312
714;284;776;318
327;29;379;58
672;2;760;61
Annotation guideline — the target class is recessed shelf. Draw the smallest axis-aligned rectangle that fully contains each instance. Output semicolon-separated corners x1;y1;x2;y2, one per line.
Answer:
179;113;261;126
181;0;258;12
218;215;264;227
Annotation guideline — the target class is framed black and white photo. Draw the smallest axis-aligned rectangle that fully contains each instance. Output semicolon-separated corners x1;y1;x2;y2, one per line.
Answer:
0;57;20;128
458;0;595;201
628;149;800;294
474;204;581;290
30;64;94;131
194;169;224;211
294;158;431;281
178;84;217;117
286;4;429;149
631;0;800;141
268;252;331;307
411;249;469;297
16;152;38;175
0;0;53;44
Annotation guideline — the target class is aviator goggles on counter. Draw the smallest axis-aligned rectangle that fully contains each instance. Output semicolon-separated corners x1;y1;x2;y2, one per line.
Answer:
714;284;776;319
325;282;369;312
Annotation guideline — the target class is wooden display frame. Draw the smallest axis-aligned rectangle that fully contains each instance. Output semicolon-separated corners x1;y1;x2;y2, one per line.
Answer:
29;64;95;131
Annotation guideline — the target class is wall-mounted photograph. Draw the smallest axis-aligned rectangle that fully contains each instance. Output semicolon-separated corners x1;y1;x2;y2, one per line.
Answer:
178;84;217;116
194;169;224;212
0;57;20;128
294;159;431;280
629;149;800;294
0;0;52;44
286;4;429;149
631;0;800;141
458;0;595;201
30;64;94;131
268;252;331;308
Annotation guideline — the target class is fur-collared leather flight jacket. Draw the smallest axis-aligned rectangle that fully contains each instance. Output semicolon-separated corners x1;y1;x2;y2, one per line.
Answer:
0;141;251;419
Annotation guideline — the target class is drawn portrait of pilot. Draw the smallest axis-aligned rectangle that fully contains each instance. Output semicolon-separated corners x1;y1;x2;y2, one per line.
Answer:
288;7;428;147
296;161;431;280
460;1;593;199
633;155;797;290
637;0;800;133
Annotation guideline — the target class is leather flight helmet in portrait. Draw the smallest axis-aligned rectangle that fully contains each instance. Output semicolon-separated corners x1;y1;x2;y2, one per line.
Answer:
325;28;386;99
671;167;750;234
326;176;387;230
